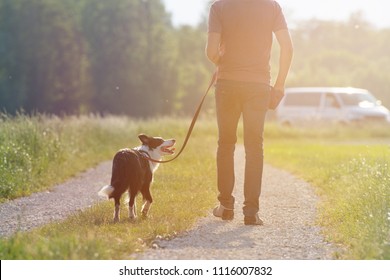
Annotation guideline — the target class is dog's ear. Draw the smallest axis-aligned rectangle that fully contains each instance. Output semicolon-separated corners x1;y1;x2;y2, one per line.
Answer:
138;134;149;145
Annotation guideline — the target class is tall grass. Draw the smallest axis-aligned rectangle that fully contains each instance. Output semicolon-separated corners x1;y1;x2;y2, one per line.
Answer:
0;114;139;200
0;114;217;201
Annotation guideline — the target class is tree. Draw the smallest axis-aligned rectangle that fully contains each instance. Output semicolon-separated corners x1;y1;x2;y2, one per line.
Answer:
0;0;27;113
81;0;176;116
0;0;91;114
173;25;212;114
2;1;389;115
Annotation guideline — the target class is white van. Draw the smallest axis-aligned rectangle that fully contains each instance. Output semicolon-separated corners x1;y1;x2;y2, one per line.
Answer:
276;87;390;125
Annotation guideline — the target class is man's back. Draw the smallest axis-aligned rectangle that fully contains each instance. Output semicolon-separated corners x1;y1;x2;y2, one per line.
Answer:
208;0;287;84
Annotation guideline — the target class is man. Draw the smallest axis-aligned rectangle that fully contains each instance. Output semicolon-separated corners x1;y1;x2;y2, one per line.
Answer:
206;0;293;225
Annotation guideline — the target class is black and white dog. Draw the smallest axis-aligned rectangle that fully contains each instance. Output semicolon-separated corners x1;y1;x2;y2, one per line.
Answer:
98;134;175;222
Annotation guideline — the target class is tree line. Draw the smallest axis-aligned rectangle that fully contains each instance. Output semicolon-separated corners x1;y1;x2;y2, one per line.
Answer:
0;0;212;116
286;13;390;107
1;1;389;116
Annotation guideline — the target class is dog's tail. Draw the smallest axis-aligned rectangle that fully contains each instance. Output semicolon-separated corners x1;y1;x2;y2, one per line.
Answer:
98;185;114;198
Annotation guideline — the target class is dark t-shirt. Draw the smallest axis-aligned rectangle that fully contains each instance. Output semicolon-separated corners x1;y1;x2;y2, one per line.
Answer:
208;0;288;84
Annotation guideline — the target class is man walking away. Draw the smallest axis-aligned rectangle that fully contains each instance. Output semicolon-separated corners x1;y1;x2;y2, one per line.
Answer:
206;0;293;225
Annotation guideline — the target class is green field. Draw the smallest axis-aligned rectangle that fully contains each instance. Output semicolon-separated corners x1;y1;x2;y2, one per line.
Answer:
264;124;390;259
0;114;389;259
266;141;390;259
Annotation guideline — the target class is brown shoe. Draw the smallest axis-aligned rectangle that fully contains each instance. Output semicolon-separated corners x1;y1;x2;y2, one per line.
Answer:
244;214;264;226
213;205;234;220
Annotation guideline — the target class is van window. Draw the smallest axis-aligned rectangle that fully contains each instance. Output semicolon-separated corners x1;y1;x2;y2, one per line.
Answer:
284;92;321;107
338;93;377;106
324;93;341;108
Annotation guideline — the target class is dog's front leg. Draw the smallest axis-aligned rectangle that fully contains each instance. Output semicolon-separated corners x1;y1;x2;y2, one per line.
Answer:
141;186;153;217
129;201;137;221
141;200;152;217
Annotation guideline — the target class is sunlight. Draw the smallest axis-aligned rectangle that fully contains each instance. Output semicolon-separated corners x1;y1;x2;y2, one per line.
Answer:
163;0;390;28
163;0;208;26
265;0;389;28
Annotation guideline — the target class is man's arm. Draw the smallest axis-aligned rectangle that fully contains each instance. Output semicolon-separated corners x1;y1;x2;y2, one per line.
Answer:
274;29;294;90
206;32;222;65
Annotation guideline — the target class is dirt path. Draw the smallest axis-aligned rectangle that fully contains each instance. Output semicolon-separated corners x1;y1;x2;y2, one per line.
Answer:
135;146;336;260
0;146;336;259
0;162;111;237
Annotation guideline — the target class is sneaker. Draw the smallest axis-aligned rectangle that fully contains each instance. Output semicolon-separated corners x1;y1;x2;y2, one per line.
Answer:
244;214;264;226
213;204;234;220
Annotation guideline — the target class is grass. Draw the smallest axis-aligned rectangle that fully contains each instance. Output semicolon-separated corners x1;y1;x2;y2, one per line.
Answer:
0;114;217;201
0;114;218;259
0;115;389;259
0;148;217;259
264;125;390;260
0;114;140;201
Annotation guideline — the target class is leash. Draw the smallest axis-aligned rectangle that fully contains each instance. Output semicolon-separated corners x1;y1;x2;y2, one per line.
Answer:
142;71;217;164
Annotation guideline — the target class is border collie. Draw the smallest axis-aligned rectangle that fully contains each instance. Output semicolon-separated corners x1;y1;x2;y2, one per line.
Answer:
98;134;175;222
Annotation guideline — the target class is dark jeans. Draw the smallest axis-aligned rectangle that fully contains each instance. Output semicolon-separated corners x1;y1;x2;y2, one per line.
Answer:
215;79;271;217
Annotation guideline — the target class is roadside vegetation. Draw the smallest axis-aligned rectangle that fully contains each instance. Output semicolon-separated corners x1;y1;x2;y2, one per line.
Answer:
0;114;138;201
0;114;389;259
264;122;390;259
265;139;390;259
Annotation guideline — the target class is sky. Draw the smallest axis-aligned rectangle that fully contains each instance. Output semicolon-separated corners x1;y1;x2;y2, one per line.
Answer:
162;0;390;29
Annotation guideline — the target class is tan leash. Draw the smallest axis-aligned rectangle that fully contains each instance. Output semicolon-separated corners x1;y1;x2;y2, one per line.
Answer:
142;71;217;164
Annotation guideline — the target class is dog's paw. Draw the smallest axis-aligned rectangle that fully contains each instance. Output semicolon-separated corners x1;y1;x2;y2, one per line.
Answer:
129;215;137;222
141;210;149;219
113;217;120;223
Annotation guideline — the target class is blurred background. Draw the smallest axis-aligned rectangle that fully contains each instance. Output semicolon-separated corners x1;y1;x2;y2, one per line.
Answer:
1;0;389;116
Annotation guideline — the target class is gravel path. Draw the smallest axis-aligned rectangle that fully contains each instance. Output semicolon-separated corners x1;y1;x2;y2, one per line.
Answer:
135;146;336;260
0;145;336;259
0;162;111;237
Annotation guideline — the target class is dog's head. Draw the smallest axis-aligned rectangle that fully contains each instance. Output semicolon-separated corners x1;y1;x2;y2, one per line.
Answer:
138;134;176;156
